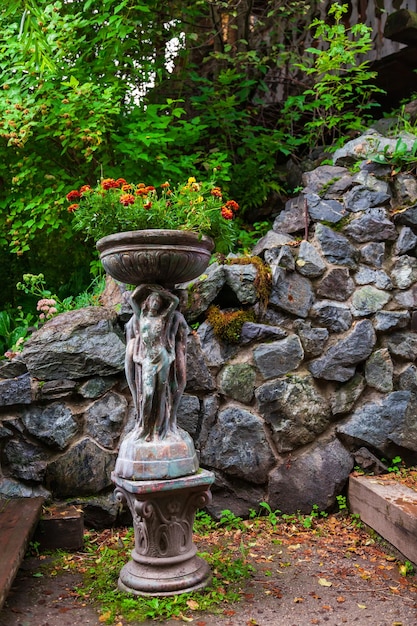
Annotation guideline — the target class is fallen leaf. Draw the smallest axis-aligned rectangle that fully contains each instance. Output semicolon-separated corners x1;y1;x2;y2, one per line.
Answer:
318;577;332;587
179;615;193;623
336;596;346;603
357;603;367;609
99;612;111;623
294;597;304;603
288;543;301;551
187;599;199;610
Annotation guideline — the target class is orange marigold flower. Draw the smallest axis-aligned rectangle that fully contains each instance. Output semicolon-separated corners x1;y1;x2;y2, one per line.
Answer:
160;182;170;189
122;184;132;191
224;199;239;213
79;185;92;195
66;189;81;202
137;182;146;188
211;187;222;198
115;178;127;187
143;201;152;210
145;185;156;193
120;193;135;206
221;206;234;220
67;203;79;213
135;188;149;196
101;178;118;190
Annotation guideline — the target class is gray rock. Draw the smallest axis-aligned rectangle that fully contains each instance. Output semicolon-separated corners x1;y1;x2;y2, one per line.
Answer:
373;310;410;331
0;478;50;499
206;473;265;519
343;185;390;212
352;170;390;194
395;226;417;255
386;331;417;360
330;373;366;416
316;267;355;301
219;363;256;403
45;437;116;496
0;373;32;406
21;307;125;380
343;208;397;243
393;204;417;228
184;263;226;321
365;348;394;392
315;223;359;268
37;379;78;400
270;267;315;317
398;365;417;394
272;196;307;234
302;165;352;197
354;265;392;290
0;358;27;379
85;391;127;449
3;439;48;481
294;321;329;357
394;284;417;308
240;322;286;345
78;377;117;399
224;263;258;304
197;394;219;449
337;391;417;454
351;285;391;317
296;240;327;277
21;402;79;450
177;394;201;437
252;230;295;257
391;255;417;289
305;193;346;223
254;334;304;380
264;245;295;270
309;319;376;381
200;406;275;484
196;321;238;368
393;173;417;206
256;374;331;453
185;332;215;392
333;130;404;166
268;438;353;514
360;242;385;268
311;300;352;333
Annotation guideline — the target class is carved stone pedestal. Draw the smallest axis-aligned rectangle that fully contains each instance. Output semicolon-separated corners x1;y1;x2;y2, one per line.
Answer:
113;469;215;596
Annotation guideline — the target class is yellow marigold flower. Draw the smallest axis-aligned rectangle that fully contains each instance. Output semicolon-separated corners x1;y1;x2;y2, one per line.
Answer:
188;177;196;184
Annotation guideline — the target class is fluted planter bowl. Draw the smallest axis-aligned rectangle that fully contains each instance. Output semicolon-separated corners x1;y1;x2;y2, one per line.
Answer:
96;230;214;286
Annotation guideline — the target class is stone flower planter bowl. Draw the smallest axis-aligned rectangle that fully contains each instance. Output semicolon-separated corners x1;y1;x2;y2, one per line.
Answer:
96;229;214;287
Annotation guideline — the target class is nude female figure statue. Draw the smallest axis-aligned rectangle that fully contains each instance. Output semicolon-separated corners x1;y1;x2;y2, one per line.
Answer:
125;284;187;441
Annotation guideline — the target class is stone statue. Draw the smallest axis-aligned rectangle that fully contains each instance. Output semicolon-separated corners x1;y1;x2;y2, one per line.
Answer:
125;284;187;441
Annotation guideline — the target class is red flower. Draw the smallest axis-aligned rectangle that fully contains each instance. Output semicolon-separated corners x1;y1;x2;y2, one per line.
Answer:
211;187;222;198
101;178;118;190
79;185;92;195
115;178;127;187
143;201;152;210
120;193;135;206
160;182;170;189
66;189;81;202
67;203;79;213
221;206;234;220
224;199;239;213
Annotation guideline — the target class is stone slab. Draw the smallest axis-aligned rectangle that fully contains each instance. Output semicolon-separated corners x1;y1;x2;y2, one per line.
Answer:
0;497;45;609
348;474;417;565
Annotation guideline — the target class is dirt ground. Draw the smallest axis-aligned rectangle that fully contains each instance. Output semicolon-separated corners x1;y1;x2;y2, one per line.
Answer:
1;515;417;626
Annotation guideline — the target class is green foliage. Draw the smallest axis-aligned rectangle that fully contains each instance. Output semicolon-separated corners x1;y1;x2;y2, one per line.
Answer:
282;2;382;150
206;305;256;343
236;221;271;253
370;137;417;176
0;307;34;355
219;509;245;531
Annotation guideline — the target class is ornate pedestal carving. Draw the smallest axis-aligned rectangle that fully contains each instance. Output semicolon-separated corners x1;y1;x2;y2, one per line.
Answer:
114;471;214;596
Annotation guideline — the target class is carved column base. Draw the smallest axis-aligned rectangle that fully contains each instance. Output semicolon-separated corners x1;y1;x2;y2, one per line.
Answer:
113;470;215;596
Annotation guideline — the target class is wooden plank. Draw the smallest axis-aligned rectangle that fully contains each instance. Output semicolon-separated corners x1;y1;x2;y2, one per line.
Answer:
0;497;45;609
349;475;417;565
34;504;84;551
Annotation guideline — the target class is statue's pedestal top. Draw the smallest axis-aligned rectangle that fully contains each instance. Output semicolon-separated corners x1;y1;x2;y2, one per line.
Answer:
114;427;199;481
112;467;215;494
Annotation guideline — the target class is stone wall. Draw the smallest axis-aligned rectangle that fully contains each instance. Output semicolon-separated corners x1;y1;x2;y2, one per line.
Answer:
2;126;417;523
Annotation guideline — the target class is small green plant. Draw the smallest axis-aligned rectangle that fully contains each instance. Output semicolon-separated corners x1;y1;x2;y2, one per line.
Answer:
282;2;382;151
388;456;404;473
237;221;271;253
258;501;281;528
399;560;415;577
370;137;417;177
193;510;218;535
0;307;35;356
336;494;348;512
219;509;245;531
